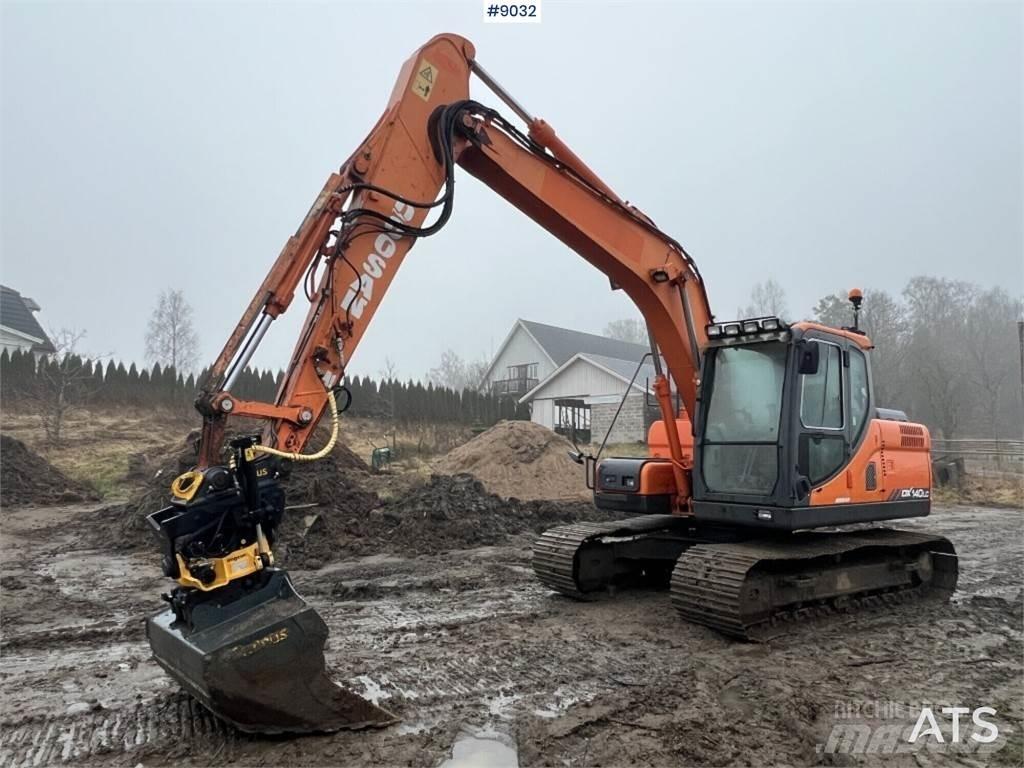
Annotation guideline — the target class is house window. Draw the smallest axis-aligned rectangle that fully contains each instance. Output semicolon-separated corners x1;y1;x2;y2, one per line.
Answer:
554;399;591;444
506;363;538;380
492;362;540;396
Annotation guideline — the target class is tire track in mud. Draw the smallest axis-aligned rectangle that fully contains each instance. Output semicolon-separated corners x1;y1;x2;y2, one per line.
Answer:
0;644;649;766
0;583;657;767
7;505;1016;767
0;565;564;766
319;583;547;649
0;694;238;767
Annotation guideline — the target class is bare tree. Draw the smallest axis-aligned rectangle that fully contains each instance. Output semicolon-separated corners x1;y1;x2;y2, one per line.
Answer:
29;328;101;445
811;279;1022;439
812;289;909;406
379;356;399;382
964;287;1021;437
902;276;976;438
603;318;647;345
429;349;469;391
739;279;789;319
465;358;489;390
145;289;199;372
428;349;489;391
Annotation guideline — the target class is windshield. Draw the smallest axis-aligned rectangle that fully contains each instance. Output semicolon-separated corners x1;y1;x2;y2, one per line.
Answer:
702;343;787;495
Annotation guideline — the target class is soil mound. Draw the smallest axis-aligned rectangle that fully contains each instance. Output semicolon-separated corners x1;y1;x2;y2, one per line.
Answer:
100;429;611;570
0;435;99;506
277;473;615;568
110;434;377;551
433;420;590;501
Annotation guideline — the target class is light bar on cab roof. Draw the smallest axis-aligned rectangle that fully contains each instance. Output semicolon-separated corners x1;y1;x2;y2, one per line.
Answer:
705;316;788;340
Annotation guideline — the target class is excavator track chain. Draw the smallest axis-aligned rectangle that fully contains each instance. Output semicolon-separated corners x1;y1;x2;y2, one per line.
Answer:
670;528;958;641
533;515;691;599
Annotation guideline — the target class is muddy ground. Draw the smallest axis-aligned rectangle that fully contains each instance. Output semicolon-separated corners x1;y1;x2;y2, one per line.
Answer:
1;501;1021;767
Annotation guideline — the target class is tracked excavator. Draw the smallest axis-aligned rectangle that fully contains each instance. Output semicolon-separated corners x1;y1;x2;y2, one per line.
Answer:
146;33;958;734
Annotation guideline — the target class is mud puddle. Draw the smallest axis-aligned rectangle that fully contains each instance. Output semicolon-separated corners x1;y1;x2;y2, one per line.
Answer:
440;728;518;768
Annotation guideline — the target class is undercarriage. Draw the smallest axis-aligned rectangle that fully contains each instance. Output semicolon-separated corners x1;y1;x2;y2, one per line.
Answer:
533;516;958;641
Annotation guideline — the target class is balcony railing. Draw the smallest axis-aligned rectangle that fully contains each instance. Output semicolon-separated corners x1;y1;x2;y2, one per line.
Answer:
491;377;539;396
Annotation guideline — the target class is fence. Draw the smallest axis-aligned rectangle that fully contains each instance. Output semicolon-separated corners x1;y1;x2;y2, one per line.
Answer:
931;438;1024;460
931;438;1024;481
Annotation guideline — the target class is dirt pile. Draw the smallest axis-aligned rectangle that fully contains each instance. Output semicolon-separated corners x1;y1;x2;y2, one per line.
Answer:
100;430;610;569
0;435;99;506
279;473;613;568
434;420;591;501
110;435;377;549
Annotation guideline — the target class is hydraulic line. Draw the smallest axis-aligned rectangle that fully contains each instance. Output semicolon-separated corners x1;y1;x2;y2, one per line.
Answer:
251;388;340;462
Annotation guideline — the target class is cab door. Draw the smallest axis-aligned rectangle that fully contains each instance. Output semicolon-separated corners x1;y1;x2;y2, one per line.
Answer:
795;338;848;495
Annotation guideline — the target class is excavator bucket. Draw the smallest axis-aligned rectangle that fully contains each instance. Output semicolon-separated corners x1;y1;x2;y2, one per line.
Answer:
146;569;396;734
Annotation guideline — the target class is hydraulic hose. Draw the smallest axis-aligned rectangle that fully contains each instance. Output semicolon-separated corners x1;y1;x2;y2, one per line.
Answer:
251;388;340;462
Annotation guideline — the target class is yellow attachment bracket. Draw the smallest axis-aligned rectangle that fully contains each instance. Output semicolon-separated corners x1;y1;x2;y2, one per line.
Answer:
170;470;204;502
175;543;263;592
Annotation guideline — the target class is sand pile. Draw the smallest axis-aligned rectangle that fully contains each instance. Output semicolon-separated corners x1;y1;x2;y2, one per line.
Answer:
0;435;99;506
433;420;591;501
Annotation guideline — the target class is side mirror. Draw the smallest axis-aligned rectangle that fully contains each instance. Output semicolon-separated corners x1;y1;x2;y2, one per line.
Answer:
797;341;820;375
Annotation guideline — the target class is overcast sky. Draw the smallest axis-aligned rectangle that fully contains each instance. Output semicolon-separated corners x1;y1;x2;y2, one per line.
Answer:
2;1;1021;381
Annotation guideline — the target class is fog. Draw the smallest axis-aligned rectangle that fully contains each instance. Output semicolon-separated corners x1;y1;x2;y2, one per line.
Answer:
2;1;1020;379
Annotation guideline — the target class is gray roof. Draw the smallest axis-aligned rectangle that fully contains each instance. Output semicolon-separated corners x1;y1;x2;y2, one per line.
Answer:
520;319;649;367
0;285;55;353
519;351;664;403
581;353;658;391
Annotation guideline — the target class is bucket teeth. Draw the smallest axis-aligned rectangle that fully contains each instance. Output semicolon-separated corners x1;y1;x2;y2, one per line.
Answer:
147;568;396;734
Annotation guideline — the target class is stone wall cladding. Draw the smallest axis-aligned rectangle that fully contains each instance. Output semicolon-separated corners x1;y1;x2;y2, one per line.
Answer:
590;393;656;444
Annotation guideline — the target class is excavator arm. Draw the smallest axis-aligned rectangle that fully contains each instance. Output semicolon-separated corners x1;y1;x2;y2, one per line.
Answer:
195;33;711;502
148;33;716;735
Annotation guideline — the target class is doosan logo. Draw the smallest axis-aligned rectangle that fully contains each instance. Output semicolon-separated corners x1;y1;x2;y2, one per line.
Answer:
340;200;415;319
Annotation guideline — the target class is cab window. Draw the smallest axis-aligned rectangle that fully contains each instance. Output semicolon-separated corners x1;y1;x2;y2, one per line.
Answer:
849;348;870;444
800;342;843;429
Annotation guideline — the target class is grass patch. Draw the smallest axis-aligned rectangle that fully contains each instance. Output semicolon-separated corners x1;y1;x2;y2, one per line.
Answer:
50;444;134;500
933;474;1023;509
1;407;192;501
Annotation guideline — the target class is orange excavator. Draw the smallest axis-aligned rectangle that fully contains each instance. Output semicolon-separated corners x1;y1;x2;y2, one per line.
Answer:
146;34;958;734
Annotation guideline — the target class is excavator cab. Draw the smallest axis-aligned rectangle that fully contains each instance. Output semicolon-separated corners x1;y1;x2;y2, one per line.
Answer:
590;315;933;529
690;317;933;528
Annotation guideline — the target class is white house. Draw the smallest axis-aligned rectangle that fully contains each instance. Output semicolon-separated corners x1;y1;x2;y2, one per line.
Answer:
0;285;55;361
480;319;662;444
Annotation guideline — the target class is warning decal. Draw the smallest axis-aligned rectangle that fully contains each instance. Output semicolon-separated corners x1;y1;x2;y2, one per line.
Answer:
411;58;438;101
